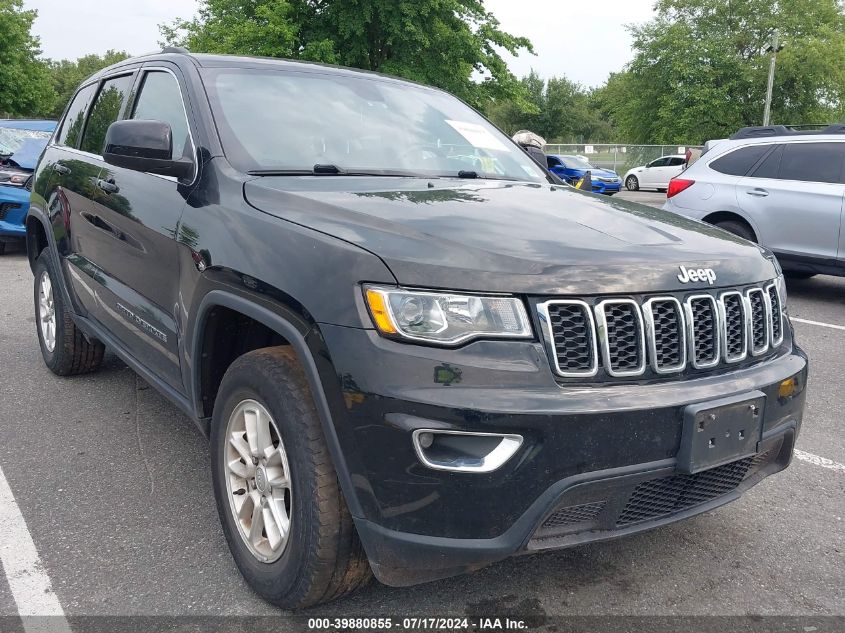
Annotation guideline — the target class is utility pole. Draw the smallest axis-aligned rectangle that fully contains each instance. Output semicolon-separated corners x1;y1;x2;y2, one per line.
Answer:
763;30;785;126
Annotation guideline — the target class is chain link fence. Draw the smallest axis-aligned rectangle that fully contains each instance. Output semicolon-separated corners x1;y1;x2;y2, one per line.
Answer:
545;144;695;174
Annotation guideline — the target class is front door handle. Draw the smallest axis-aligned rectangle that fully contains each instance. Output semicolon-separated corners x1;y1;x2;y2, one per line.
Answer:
746;188;769;197
96;178;120;194
52;164;70;175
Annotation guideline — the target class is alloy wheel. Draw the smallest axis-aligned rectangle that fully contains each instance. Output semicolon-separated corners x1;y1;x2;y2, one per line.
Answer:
224;399;293;562
38;270;56;353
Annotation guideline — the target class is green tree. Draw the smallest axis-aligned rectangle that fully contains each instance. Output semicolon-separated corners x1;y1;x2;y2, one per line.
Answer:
160;0;533;109
605;0;845;144
486;71;616;142
45;51;130;118
0;0;53;118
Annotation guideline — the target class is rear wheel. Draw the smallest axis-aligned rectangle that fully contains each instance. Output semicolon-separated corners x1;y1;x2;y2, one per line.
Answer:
33;250;104;376
211;347;371;609
625;176;639;191
715;219;756;243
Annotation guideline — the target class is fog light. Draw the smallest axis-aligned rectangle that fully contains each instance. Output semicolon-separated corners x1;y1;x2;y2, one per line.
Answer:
417;431;434;449
412;429;523;473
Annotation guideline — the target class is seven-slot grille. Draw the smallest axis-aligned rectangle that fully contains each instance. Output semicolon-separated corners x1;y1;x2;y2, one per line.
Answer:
540;282;784;380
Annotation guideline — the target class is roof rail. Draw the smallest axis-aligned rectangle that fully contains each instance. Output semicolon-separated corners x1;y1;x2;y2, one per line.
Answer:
161;46;190;55
730;124;845;140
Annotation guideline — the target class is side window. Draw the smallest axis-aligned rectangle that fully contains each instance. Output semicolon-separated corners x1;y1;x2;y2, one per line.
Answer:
649;157;669;168
56;83;98;148
79;75;135;155
778;142;845;184
750;145;783;179
131;71;192;160
668;157;686;166
710;145;771;176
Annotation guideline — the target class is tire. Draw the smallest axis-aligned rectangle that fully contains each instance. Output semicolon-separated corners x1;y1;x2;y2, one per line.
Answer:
785;271;816;280
657;188;667;193
625;176;639;191
211;347;372;609
33;250;105;376
715;220;756;243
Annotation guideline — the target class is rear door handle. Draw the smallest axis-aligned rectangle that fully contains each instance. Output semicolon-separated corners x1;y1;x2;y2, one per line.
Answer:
52;164;70;175
746;188;769;197
96;178;120;194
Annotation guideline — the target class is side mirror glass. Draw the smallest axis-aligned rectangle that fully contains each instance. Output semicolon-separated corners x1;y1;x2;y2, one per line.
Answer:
103;120;194;181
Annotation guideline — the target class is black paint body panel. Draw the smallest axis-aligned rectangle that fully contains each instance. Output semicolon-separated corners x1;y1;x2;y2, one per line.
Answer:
26;51;806;588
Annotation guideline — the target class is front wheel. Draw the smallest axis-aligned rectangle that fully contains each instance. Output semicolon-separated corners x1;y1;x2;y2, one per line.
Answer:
33;250;104;375
211;347;372;609
625;176;639;191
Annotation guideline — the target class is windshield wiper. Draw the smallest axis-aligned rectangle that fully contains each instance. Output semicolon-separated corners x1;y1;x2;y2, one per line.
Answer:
248;164;424;178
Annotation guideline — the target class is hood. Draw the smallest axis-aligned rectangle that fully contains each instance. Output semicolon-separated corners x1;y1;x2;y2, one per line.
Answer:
6;137;49;170
244;177;777;295
585;168;618;179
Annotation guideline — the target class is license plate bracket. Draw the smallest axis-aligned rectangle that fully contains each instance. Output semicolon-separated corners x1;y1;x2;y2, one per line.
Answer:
678;391;765;474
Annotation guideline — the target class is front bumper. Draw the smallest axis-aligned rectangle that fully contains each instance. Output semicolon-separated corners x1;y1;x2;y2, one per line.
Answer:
317;325;807;586
592;180;621;194
0;185;30;239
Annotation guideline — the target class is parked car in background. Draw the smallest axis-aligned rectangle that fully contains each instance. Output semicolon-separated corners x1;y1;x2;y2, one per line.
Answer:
0;120;56;254
623;154;686;192
663;125;845;279
546;154;621;194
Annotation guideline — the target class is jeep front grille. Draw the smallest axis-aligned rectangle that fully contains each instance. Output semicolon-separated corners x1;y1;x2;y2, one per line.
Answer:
541;301;598;376
747;288;769;355
596;300;645;376
539;282;785;380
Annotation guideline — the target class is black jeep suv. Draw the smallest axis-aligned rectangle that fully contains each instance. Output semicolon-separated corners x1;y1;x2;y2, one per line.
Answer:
26;50;808;608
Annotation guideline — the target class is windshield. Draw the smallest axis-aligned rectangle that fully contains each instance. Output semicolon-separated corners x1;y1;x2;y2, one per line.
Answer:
0;127;51;157
202;68;547;182
562;156;594;170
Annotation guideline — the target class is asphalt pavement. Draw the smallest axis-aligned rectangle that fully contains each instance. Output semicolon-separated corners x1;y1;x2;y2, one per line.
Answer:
0;240;843;623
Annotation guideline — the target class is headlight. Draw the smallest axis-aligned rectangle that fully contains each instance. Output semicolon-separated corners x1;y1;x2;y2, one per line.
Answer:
0;167;30;187
364;285;532;345
775;274;788;311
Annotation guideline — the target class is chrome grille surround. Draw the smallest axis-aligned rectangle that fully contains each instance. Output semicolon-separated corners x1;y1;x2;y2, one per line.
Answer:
594;299;647;377
718;291;749;363
537;300;599;378
746;288;770;356
642;297;686;374
540;282;786;380
765;282;784;347
684;294;720;369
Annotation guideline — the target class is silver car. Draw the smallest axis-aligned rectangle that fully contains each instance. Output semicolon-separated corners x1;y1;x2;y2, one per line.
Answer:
663;125;845;278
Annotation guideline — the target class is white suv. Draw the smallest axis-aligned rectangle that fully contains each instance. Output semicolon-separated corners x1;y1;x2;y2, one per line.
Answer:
663;125;845;278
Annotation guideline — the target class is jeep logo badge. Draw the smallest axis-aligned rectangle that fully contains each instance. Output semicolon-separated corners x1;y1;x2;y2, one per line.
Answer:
677;265;717;285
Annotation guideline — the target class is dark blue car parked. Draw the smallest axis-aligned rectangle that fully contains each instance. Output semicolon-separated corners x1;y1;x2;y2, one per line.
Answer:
546;154;621;195
0;120;56;254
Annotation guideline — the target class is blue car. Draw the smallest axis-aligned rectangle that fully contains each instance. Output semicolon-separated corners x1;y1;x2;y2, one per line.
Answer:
0;119;56;254
546;154;622;195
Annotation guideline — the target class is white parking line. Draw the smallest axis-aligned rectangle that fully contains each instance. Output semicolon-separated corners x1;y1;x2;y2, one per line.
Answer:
794;449;845;473
791;317;845;331
0;464;71;633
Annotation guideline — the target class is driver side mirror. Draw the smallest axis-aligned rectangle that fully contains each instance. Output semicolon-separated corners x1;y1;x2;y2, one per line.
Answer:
103;120;194;181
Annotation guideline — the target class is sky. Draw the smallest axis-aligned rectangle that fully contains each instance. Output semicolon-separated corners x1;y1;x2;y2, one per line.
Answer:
24;0;655;88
